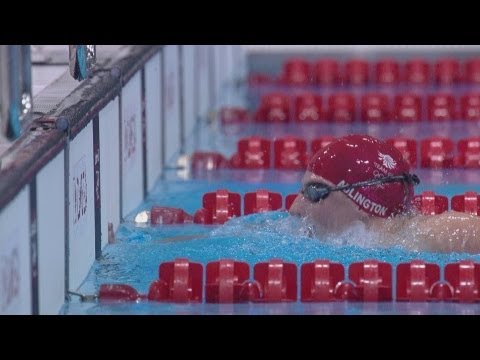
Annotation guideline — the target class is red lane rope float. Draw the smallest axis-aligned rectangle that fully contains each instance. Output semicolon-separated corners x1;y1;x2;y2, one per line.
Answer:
205;260;251;303
148;258;203;303
230;136;271;169
244;190;282;215
386;137;417;167
98;259;480;304
219;90;480;127
451;191;480;216
193;135;480;173
279;58;312;86
348;260;393;302
294;93;324;122
444;260;480;303
421;137;455;169
375;59;400;85
252;259;297;302
151;207;193;225
147;189;480;228
396;260;441;302
412;191;449;215
194;189;241;225
301;260;345;302
274;136;308;170
250;57;480;87
457;137;480;168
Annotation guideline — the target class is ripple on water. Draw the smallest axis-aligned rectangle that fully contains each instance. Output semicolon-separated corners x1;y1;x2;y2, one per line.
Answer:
82;211;480;295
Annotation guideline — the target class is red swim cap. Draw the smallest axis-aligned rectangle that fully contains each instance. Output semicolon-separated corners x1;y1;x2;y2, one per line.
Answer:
308;134;414;218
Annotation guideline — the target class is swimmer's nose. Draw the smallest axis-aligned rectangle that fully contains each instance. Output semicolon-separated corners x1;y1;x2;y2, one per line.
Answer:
288;195;307;217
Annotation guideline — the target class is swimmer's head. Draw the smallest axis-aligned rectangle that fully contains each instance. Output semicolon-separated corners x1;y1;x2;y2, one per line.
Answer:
290;135;417;232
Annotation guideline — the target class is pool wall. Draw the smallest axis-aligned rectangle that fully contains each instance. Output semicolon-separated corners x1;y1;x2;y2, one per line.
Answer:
2;45;479;314
0;45;242;314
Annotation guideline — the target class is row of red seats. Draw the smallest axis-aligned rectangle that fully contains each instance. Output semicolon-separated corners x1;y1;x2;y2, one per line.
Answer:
98;258;480;303
246;92;480;123
192;136;480;170
149;190;480;227
249;58;480;87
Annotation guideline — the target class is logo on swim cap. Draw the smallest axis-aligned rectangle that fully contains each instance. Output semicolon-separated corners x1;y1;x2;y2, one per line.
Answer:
378;151;397;169
307;134;414;218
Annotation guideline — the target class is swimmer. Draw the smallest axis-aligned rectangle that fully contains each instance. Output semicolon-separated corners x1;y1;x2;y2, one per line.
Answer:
289;134;480;253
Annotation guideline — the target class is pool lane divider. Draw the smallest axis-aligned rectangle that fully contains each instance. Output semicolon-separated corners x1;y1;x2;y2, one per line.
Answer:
192;135;480;173
250;57;480;88
147;190;480;226
96;258;480;304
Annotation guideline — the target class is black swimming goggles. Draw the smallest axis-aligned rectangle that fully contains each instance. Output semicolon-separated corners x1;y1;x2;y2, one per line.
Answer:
301;173;420;203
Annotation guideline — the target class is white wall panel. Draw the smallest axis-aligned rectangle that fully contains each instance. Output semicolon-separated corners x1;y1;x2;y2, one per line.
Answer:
196;45;210;121
182;45;196;139
121;73;143;217
37;151;65;314
164;45;181;164
0;187;31;314
99;98;120;247
145;53;162;191
69;122;95;290
232;45;246;82
214;45;230;107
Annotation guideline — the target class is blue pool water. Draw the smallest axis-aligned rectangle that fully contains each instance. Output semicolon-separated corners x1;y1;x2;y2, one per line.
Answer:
63;175;480;315
62;84;480;315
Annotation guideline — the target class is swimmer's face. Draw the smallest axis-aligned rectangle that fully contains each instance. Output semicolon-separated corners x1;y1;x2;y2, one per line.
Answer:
289;171;369;234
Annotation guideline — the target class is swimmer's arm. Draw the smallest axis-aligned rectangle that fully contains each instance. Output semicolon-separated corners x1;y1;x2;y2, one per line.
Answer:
406;211;480;253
